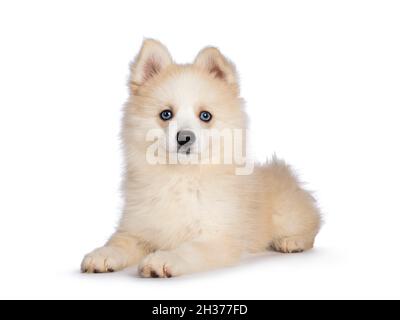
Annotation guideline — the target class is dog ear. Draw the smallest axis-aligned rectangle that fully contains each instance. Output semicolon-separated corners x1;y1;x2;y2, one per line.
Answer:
194;47;238;86
129;39;173;93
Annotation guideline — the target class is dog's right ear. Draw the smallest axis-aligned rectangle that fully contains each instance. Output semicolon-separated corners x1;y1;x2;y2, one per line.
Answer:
129;39;173;93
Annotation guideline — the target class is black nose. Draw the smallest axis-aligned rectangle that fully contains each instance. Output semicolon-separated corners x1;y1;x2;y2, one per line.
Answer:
177;130;196;146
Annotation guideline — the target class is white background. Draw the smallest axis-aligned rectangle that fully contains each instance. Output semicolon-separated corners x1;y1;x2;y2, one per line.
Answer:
0;0;399;300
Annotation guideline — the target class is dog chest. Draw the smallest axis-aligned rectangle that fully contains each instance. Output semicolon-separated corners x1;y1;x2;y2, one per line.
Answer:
124;175;206;249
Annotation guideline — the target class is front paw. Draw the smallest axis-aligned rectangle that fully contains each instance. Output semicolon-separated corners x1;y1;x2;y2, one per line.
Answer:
81;246;128;273
138;251;186;278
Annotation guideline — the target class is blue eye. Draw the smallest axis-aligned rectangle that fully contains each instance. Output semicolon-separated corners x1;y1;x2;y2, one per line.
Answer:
160;110;173;121
199;111;212;122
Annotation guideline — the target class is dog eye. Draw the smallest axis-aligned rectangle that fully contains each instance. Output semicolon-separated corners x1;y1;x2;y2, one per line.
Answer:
160;110;173;121
199;111;212;122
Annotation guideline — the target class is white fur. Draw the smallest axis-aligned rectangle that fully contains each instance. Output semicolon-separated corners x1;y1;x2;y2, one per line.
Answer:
81;39;321;277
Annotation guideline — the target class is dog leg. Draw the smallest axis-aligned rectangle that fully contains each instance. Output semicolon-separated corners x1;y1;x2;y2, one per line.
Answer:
81;231;148;273
138;237;241;278
269;186;320;254
258;159;321;254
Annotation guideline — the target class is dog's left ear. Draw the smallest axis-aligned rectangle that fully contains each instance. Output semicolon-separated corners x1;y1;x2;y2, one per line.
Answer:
194;47;238;86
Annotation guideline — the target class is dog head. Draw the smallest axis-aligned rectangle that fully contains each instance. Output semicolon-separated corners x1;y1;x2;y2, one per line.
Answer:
124;39;246;165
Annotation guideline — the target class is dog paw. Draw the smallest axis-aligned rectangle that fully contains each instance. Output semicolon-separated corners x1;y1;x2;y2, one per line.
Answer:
138;251;186;278
81;246;128;273
271;236;314;254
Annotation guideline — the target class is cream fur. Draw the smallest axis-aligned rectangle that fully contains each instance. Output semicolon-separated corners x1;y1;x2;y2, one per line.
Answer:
81;39;321;277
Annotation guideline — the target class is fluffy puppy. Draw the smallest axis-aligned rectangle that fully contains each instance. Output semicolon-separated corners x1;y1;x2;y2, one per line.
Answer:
81;39;321;277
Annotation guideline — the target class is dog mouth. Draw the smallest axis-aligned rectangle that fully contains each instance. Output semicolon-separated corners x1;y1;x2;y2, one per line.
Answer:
177;146;191;155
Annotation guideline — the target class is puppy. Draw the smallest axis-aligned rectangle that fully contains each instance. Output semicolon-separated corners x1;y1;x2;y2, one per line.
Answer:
81;39;321;277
